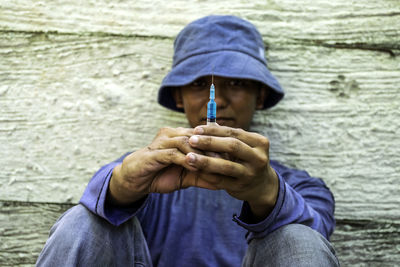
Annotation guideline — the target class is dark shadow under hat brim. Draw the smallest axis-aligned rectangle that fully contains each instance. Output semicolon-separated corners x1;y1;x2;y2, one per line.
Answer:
158;50;284;112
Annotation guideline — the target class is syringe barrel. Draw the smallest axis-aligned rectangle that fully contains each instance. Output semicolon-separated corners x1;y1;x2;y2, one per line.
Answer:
207;100;216;121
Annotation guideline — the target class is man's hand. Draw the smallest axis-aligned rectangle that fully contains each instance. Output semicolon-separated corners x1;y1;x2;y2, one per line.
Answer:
185;125;279;221
109;127;216;206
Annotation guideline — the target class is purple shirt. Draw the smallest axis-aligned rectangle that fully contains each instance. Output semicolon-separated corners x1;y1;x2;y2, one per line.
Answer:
80;153;335;266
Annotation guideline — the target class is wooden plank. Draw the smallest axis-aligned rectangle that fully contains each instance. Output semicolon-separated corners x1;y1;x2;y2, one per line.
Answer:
1;1;399;266
0;33;176;204
0;0;399;51
0;201;399;266
1;33;399;223
0;201;73;266
331;218;400;266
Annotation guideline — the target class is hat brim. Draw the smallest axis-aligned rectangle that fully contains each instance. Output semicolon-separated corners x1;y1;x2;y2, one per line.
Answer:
158;50;284;112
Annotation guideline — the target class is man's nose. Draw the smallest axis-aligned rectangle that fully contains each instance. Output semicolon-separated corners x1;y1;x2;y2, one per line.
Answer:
213;84;229;108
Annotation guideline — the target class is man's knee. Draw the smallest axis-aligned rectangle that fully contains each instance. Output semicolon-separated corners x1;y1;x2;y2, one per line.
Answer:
37;205;113;266
243;224;340;267
37;204;148;266
50;204;97;234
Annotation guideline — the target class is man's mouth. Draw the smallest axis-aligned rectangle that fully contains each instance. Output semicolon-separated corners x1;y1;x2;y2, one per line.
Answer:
202;117;235;126
216;118;234;125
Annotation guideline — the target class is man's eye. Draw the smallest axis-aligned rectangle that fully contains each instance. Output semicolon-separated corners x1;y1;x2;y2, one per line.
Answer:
228;80;246;87
191;79;207;88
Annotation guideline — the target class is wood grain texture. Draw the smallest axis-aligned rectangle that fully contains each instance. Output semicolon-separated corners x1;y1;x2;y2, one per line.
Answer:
331;218;400;266
1;34;399;222
0;33;175;203
1;0;399;54
1;0;399;265
0;201;399;266
0;201;73;266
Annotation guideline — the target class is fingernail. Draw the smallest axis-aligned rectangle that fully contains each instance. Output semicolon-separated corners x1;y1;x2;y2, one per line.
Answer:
189;135;199;145
194;127;204;134
187;153;196;163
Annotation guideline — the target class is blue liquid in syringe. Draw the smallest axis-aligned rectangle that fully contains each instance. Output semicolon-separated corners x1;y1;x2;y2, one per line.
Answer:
207;84;216;123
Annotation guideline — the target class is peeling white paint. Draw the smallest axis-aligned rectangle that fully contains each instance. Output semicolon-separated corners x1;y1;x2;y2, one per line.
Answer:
0;3;399;266
0;0;400;266
1;34;399;216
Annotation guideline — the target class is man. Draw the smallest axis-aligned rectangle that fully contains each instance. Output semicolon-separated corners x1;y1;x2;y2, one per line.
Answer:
37;15;339;266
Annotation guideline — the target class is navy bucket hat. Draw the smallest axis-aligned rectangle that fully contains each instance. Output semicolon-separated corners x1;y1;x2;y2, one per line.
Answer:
158;15;284;112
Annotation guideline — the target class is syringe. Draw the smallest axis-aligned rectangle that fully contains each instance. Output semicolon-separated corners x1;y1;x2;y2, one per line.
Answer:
207;78;217;125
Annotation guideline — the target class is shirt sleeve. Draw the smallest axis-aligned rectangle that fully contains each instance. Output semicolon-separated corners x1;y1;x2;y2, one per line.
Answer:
233;160;335;242
79;152;149;226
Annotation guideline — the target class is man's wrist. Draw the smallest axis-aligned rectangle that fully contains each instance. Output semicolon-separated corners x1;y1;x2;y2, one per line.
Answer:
247;168;279;222
108;164;146;206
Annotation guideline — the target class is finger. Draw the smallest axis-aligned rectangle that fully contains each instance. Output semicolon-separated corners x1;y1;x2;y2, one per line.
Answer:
156;127;194;139
194;125;268;148
150;148;198;172
194;172;235;190
157;136;203;155
180;171;219;190
149;164;184;193
205;151;230;159
205;151;221;158
186;152;249;178
189;135;252;161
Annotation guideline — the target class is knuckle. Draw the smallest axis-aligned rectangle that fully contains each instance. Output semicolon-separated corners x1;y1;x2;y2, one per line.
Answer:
227;128;237;137
160;127;172;134
157;127;166;136
221;162;235;175
221;162;231;172
241;165;256;179
198;156;209;169
228;139;241;153
159;127;168;133
168;148;179;157
203;136;212;146
142;146;157;154
150;138;164;150
180;136;190;146
256;153;269;167
259;136;270;148
236;128;245;136
247;169;257;178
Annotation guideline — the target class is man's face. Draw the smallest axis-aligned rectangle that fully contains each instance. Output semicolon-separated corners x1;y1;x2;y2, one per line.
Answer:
173;76;267;130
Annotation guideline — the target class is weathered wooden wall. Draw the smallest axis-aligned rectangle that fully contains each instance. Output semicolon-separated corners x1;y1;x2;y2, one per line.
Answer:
1;0;399;265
